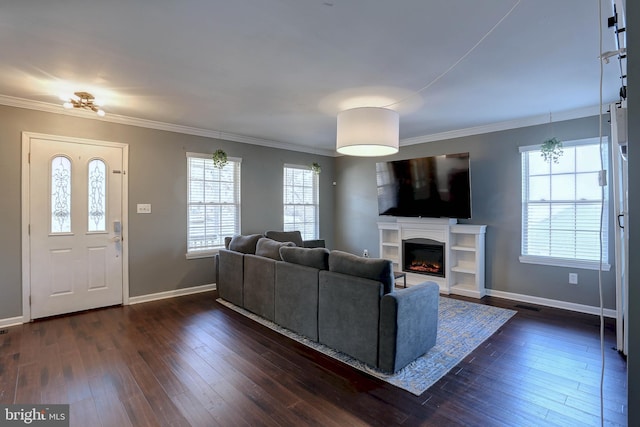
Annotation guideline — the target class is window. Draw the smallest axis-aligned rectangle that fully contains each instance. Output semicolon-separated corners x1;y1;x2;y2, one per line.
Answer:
519;137;610;270
283;165;319;240
51;155;72;233
187;153;241;258
88;159;107;232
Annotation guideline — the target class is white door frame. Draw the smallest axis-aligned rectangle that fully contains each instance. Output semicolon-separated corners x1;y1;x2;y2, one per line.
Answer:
21;132;129;322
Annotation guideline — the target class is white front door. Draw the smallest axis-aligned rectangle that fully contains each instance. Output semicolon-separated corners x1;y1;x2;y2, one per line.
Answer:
26;134;127;319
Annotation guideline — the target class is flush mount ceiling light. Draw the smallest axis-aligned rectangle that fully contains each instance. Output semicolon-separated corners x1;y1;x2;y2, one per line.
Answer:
62;91;105;117
336;107;399;157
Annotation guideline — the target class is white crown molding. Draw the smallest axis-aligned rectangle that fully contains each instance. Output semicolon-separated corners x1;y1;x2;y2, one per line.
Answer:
400;105;606;146
0;94;605;157
0;94;335;157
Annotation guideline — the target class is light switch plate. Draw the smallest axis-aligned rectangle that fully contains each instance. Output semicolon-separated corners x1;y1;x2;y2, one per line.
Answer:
137;203;151;214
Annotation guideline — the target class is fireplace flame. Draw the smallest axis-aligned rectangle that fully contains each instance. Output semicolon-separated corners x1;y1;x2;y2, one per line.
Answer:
408;261;442;273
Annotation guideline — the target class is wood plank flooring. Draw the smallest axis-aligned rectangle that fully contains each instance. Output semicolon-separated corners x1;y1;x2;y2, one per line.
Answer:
0;290;627;426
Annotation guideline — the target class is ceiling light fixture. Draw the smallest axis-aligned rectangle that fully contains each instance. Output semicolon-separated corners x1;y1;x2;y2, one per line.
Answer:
336;107;399;156
62;91;106;117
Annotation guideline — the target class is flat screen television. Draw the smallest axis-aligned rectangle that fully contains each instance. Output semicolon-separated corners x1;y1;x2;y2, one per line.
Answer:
376;152;472;219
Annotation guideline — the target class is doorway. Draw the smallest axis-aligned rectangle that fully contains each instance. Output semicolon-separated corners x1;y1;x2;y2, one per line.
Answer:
21;132;129;320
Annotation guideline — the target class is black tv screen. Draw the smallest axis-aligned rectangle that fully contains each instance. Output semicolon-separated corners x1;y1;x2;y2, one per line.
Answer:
376;153;472;219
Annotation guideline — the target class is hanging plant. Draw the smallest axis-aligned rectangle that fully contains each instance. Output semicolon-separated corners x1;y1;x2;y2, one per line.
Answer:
540;137;563;164
212;149;228;169
311;162;321;175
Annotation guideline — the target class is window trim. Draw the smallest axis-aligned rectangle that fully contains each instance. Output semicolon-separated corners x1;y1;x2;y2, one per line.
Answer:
185;152;242;259
519;137;610;270
519;255;610;271
283;163;319;240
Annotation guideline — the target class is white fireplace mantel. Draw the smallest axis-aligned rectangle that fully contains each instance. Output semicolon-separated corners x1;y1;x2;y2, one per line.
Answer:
378;218;487;298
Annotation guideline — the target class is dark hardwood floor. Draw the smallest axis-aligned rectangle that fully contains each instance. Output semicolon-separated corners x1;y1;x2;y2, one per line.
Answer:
0;290;628;426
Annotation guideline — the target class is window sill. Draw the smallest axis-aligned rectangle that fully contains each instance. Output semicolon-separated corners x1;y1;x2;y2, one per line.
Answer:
186;249;221;260
519;255;611;271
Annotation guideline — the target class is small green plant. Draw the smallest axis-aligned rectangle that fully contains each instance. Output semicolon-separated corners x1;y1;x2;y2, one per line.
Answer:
311;162;321;175
540;137;563;164
212;149;228;169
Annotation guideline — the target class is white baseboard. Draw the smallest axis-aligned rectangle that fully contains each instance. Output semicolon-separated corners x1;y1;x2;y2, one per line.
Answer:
486;289;617;318
128;283;216;305
0;284;217;327
0;316;25;328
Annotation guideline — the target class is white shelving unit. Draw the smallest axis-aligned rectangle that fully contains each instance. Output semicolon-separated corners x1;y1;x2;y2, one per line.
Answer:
449;225;486;298
378;219;487;299
379;222;401;271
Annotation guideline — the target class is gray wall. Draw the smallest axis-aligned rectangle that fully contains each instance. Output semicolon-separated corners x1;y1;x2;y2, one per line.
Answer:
335;115;616;309
0;105;335;318
627;0;637;423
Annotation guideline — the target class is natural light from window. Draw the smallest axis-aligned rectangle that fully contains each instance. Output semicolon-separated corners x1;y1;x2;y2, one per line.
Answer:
520;137;610;270
283;165;319;240
186;153;241;257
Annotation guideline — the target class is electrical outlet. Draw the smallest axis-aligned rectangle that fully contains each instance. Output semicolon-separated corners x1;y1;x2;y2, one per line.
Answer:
137;203;152;214
363;249;369;258
569;273;578;285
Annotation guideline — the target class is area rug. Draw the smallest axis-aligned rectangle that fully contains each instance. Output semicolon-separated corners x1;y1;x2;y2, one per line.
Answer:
216;297;516;396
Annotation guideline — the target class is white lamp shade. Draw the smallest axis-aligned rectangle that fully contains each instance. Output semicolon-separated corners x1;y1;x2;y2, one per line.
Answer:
336;107;399;156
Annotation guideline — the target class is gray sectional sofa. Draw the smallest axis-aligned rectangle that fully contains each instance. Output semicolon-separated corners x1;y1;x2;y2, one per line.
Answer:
216;233;439;373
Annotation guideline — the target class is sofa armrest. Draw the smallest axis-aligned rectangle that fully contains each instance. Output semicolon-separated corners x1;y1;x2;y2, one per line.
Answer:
218;249;245;307
318;271;383;367
214;253;220;287
378;281;439;373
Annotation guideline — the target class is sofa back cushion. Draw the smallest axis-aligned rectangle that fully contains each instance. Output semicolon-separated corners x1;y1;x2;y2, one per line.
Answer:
264;230;304;247
328;250;395;294
255;237;295;260
228;234;263;254
279;246;330;270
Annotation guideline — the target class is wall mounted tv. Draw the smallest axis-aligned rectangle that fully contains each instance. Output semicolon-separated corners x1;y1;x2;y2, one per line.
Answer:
376;152;472;219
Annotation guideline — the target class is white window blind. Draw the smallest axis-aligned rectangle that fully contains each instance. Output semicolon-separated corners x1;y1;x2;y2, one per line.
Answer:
519;137;609;270
283;165;319;240
187;153;241;257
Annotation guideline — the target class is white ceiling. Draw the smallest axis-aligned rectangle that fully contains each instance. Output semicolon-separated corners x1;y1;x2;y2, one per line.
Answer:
0;0;624;155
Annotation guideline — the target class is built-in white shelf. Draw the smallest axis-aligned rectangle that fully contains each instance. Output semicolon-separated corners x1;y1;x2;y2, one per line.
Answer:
378;219;487;299
451;245;476;252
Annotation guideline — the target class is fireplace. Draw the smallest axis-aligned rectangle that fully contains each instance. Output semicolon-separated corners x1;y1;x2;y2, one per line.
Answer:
402;238;445;278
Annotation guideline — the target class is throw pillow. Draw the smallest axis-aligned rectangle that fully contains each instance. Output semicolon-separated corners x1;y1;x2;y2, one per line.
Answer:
228;234;263;254
279;246;330;270
328;250;395;294
255;237;295;260
264;230;304;247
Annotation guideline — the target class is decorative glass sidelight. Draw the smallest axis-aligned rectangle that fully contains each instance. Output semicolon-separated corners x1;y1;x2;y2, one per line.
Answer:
88;159;106;231
51;156;72;233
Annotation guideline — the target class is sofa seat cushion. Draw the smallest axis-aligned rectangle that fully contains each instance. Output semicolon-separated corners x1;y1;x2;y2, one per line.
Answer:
228;234;263;254
279;246;329;270
328;250;395;294
265;230;304;247
256;237;295;260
